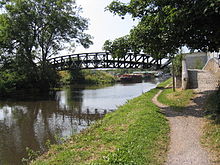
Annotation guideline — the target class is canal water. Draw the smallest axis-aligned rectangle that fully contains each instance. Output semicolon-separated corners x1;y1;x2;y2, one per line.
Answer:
0;79;162;164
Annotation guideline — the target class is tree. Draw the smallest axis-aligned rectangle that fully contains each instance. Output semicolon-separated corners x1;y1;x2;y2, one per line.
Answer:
105;0;220;55
103;35;133;57
104;0;219;91
0;0;93;91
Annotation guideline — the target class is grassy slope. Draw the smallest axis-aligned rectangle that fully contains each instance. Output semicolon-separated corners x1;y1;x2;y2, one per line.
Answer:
31;80;171;165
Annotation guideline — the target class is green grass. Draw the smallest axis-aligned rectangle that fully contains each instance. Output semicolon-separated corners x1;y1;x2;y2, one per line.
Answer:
202;91;220;164
156;78;172;89
31;79;171;165
157;82;194;110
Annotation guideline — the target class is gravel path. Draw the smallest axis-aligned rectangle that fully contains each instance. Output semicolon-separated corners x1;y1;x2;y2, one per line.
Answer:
152;88;211;165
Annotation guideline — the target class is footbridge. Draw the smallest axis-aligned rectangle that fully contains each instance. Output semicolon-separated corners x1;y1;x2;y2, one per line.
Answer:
49;52;170;70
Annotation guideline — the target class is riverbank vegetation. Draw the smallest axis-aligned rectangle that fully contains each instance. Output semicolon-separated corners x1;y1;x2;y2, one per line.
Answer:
202;90;220;163
0;59;58;97
31;79;171;165
59;70;116;85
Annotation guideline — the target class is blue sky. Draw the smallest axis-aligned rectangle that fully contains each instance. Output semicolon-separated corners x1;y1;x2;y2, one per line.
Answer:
74;0;138;53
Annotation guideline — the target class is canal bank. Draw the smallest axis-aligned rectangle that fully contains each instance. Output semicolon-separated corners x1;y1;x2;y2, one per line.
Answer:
31;79;171;165
0;79;163;164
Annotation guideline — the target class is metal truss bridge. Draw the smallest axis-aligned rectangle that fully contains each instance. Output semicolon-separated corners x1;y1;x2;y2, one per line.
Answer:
49;52;170;70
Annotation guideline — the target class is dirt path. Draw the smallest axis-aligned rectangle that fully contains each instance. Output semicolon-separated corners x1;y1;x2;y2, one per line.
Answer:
152;88;211;165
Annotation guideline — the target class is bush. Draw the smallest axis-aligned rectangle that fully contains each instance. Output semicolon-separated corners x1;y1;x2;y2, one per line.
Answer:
0;59;59;95
59;71;71;85
0;70;27;96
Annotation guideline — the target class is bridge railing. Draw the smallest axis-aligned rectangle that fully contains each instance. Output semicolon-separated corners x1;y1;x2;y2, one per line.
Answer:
48;52;168;70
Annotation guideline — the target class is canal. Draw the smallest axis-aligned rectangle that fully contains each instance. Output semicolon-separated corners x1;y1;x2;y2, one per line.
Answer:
0;79;162;164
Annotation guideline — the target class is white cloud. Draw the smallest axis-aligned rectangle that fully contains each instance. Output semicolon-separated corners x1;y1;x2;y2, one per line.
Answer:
64;0;138;54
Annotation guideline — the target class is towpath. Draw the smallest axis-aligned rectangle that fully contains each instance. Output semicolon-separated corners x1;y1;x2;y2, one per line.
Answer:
152;87;212;165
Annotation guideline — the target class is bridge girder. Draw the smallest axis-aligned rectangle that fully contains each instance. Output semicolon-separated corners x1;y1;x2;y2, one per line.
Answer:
48;52;169;70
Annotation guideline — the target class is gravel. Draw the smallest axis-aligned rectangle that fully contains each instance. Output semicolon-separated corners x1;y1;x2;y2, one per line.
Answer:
152;88;212;165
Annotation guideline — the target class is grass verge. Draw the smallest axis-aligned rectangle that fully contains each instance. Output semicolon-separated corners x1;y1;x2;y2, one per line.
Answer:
31;79;171;165
202;91;220;164
157;82;194;110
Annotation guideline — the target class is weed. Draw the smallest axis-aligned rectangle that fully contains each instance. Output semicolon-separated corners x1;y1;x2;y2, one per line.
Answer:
22;147;41;164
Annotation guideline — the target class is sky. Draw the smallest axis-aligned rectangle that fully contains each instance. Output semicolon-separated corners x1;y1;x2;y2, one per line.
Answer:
72;0;138;54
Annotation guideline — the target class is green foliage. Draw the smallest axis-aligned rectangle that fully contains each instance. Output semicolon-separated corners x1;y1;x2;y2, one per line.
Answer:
31;80;171;165
22;147;41;164
58;71;71;85
69;69;86;84
173;54;183;77
0;0;93;93
0;69;26;95
0;57;59;95
82;70;116;84
103;35;141;57
105;0;220;58
69;70;116;85
22;140;52;164
59;69;116;85
0;0;92;58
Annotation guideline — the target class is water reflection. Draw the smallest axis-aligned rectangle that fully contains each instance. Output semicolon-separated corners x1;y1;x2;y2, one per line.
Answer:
0;79;161;164
0;100;103;164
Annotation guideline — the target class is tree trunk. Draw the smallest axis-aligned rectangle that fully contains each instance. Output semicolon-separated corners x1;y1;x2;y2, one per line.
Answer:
172;57;176;92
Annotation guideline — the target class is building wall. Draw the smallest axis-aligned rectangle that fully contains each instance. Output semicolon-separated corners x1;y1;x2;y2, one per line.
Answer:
188;69;219;90
203;58;220;78
184;52;207;69
179;52;220;90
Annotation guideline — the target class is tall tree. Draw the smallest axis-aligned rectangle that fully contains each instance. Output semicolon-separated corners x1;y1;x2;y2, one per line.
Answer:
104;0;220;56
104;0;219;92
0;0;93;91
